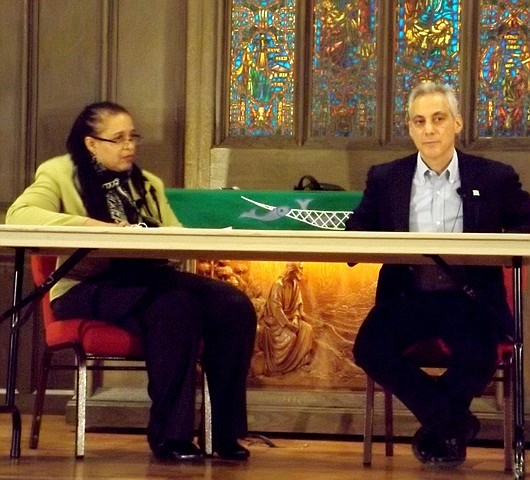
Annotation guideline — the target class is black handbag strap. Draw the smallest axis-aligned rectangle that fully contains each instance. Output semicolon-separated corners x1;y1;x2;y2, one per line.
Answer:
294;175;322;191
424;254;507;336
425;254;478;300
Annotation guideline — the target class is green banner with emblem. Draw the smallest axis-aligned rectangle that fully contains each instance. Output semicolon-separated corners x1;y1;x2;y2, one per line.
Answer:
165;189;362;231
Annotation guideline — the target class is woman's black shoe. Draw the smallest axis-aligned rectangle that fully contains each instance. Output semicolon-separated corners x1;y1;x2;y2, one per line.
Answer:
213;440;250;460
151;440;206;461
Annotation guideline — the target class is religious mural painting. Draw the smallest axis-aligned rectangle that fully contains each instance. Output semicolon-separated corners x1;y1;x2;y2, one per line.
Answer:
197;259;380;390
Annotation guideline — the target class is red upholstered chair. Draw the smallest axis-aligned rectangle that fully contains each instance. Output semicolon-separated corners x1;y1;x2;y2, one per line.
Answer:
29;255;212;458
362;267;520;472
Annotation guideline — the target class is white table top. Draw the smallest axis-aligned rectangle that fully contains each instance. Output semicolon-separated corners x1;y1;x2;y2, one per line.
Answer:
0;225;528;265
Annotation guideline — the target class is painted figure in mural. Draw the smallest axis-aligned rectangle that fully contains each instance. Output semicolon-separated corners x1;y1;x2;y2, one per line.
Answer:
257;262;315;376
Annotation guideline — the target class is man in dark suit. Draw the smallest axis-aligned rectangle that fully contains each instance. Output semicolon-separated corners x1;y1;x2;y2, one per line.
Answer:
345;81;530;468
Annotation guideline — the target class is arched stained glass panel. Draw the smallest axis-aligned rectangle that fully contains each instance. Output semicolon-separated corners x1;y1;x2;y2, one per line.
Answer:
393;0;461;137
311;0;379;137
229;0;296;136
477;1;530;137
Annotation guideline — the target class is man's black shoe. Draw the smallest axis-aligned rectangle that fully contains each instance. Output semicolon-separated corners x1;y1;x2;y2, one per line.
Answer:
411;426;439;463
425;415;480;469
213;439;250;460
426;436;466;468
151;440;206;461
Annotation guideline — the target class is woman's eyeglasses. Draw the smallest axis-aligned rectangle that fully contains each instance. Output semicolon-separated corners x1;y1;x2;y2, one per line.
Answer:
90;133;143;146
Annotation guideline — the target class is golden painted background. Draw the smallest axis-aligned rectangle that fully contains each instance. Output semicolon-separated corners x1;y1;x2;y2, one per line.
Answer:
198;260;381;390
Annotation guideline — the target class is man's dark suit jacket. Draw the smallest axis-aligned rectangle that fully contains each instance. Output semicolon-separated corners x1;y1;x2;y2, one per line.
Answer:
345;150;530;338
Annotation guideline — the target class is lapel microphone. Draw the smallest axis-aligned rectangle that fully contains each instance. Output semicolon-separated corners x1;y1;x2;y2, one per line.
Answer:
457;187;481;199
457;187;481;226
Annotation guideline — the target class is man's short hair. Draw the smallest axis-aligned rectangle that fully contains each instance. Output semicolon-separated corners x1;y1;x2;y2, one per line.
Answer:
407;81;460;118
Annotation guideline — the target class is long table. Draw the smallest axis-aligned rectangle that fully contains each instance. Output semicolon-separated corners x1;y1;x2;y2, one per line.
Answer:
0;225;527;478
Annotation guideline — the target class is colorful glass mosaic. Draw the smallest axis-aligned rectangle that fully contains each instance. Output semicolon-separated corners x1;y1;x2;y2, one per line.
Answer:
478;1;530;137
311;0;379;137
229;0;296;136
394;0;461;137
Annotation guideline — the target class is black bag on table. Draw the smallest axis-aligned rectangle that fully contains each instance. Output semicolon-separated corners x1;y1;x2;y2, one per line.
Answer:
293;175;345;191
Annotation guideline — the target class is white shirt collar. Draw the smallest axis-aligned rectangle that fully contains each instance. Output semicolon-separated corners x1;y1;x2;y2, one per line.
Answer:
414;150;460;185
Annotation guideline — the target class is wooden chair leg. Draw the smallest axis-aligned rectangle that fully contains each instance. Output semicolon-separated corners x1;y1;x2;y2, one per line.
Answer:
29;350;53;449
384;389;394;457
363;376;375;466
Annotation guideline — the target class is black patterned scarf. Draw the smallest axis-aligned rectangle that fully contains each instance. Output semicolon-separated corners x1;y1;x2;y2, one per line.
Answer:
91;159;159;227
97;170;139;224
90;159;168;272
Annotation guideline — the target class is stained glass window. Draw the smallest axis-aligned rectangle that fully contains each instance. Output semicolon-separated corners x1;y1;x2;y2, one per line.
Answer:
229;0;296;136
477;1;530;137
227;1;529;143
311;0;379;137
393;0;461;137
